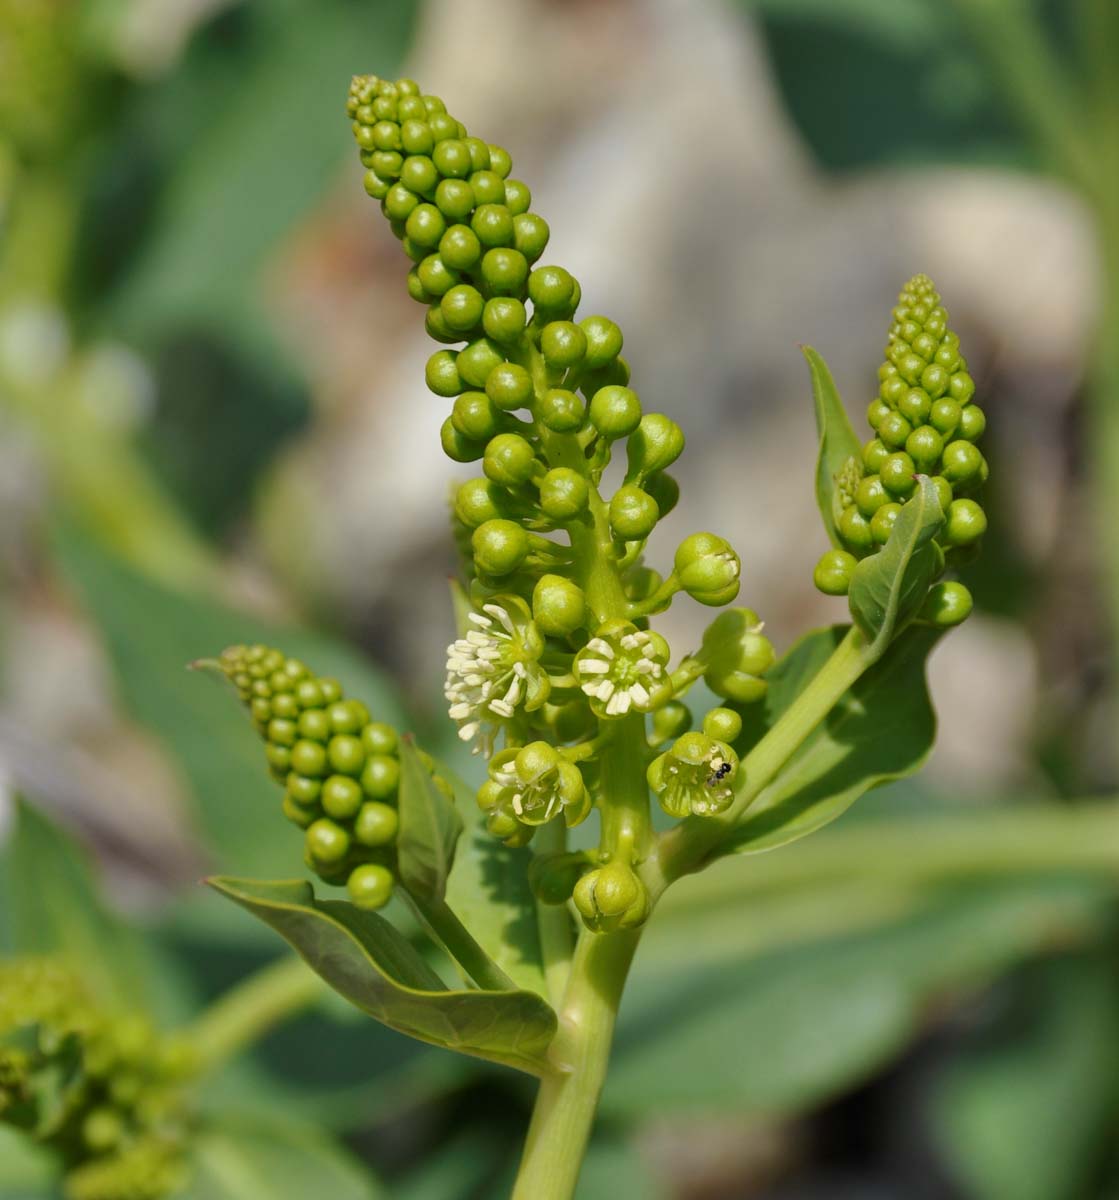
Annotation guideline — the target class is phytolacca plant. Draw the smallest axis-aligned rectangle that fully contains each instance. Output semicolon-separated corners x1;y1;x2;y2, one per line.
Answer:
199;75;988;1200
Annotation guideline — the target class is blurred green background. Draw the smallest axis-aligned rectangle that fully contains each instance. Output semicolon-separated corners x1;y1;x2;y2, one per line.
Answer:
3;0;1119;1197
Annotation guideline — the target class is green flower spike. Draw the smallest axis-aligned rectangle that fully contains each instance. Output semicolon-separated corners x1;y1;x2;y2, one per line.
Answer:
647;730;740;818
444;595;549;752
574;620;670;718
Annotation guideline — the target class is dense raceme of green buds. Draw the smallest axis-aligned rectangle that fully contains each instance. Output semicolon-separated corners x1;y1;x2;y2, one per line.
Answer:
212;643;426;910
0;958;191;1200
347;74;776;923
814;275;987;621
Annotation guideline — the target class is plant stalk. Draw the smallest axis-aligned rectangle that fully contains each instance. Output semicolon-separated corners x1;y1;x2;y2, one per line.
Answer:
409;891;518;992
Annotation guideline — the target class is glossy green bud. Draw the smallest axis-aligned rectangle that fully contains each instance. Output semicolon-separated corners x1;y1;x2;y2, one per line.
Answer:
361;753;401;800
905;424;943;470
626;413;684;477
920;580;973;626
347;863;394;910
354;801;399;846
425;349;462;397
504;179;531;215
675;532;741;606
813;548;857;596
472;519;530;575
470;169;506;206
513;213;550;263
578;315;623;370
362;721;399;756
488;144;513;177
589;385;641;439
609;485;659;539
539;467;590;519
532;574;586;636
405;203;446;249
573;862;647;930
472;203;514;247
880;452;917;497
455;477;511;527
855;475;889;518
306;818;350;865
649;700;693;745
483;432;536;486
838;505;874;552
943;497;987;546
434;177;475;221
528;265;576;315
941;439;983;485
863;438;890;473
958;404;986;441
870;501;902;544
541;320;587;369
483;296;528;343
439;223;482;271
322;774;364;819
433;137;471;178
481;247;529;296
452;391;502;441
702;707;742;743
457;337;506;388
538;387;585;432
441;284;484;332
327;735;365;776
485;362;533;410
440;418;484;462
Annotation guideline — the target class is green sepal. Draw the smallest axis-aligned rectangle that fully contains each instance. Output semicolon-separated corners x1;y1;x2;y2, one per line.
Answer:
395;739;463;902
804;345;863;548
206;877;557;1076
717;623;940;857
847;474;944;653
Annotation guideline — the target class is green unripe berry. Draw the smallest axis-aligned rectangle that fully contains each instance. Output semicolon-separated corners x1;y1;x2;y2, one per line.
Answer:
539;467;590;519
483;296;527;343
503;179;531;215
528;265;575;315
322;774;363;819
452;391;501;441
609;485;660;539
920;581;973;627
405;203;446;249
878;411;913;449
942;439;983;484
441;418;484;462
483;432;537;485
703;707;742;743
472;203;514;247
880;452;916;497
306;818;350;864
457;337;506;388
943;497;987;546
347;863;394;910
905;424;943;470
433;138;471;178
362;721;399;756
870;502;902;544
532;574;586;636
590;385;641;438
439;224;482;271
425;349;462;396
434;177;475;222
361;754;401;801
473;518;530;575
488;144;512;177
354;801;399;847
958;404;986;441
290;739;328;778
839;505;874;552
541;321;587;368
441;284;484;332
855;474;889;518
513;213;550;263
327;734;365;776
814;548;857;595
455;476;511;526
481;247;529;296
539;387;585;432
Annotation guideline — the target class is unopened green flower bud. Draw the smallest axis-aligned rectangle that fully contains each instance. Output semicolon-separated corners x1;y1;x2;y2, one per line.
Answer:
813;548;857;596
486;362;533;411
920;580;973;626
425;349;463;397
347;863;394;910
481;246;529;296
675;532;741;606
354;801;399;846
483;432;536;486
573;862;648;931
589;385;641;439
513;213;550;263
541;320;587;369
579;315;623;369
626;413;684;477
943;498;987;545
539;467;589;519
472;518;530;575
702;707;742;743
698;608;774;702
360;753;400;799
440;223;482;271
528;265;576;316
538;387;586;432
457;337;506;388
306;818;350;865
455;477;513;527
483;296;527;343
609;485;659;540
649;700;693;746
441;283;484;332
472;202;514;247
532;574;586;636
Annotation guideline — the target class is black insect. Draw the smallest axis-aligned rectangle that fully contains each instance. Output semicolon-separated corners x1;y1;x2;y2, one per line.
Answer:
705;761;732;787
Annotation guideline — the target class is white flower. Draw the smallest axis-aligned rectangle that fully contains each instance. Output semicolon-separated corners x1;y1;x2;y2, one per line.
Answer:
444;597;548;752
574;621;669;718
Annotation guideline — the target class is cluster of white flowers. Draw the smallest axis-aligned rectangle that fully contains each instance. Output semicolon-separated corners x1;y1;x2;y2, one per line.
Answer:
575;628;666;717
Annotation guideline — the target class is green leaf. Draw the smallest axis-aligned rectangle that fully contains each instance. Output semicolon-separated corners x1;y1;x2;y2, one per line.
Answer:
721;624;939;855
804;345;863;548
183;1114;382;1200
930;953;1119;1200
396;741;463;903
0;801;156;1011
847;474;943;651
52;524;405;877
207;877;556;1076
443;771;547;997
605;877;1111;1118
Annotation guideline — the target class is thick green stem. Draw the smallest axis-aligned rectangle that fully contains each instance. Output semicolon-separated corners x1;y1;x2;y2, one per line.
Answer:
535;818;576;1003
648;625;876;891
185;954;322;1073
409;892;518;992
511;928;640;1200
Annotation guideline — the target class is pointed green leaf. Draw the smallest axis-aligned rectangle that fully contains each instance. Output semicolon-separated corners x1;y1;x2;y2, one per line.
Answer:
804;345;863;548
207;878;556;1076
847;474;944;651
396;741;464;902
719;623;940;856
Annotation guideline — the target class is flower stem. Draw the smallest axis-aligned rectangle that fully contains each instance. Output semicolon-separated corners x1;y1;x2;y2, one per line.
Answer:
534;818;576;1004
185;954;323;1074
408;891;518;992
511;927;641;1200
